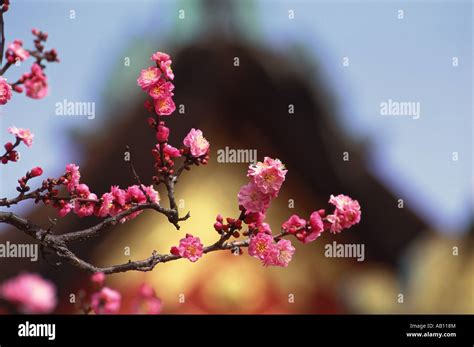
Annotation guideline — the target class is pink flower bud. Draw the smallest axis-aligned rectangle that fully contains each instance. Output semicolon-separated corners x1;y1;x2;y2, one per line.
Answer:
91;272;105;287
30;166;43;177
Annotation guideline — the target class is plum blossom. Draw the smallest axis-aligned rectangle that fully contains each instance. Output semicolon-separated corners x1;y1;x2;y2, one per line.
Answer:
141;184;160;203
326;194;361;234
90;287;121;314
156;124;170;143
73;184;97;217
159;60;174;80
267;239;295;267
151;51;171;63
171;234;203;262
58;201;73;217
148;79;174;100
0;77;12;105
64;163;81;192
6;39;30;62
237;182;271;213
24;63;48;99
248;232;274;261
247;157;287;197
154;96;175;116
183;128;210;157
95;192;114;217
137;66;161;90
0;273;57;313
282;214;306;235
7;126;34;147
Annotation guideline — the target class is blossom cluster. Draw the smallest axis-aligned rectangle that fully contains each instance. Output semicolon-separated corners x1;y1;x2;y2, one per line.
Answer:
0;28;58;105
138;52;210;181
138;52;175;116
54;164;160;221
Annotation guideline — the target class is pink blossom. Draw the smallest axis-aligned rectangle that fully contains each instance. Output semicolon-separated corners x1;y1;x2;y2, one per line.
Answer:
156;124;170;143
90;287;121;314
237;182;271;213
248;232;274;261
0;273;57;313
154;96;175;116
7;126;34;147
159;60;174;80
183;128;210;157
151;51;171;63
73;184;97;217
282;214;306;235
137;66;161;90
302;211;324;243
110;185;126;207
270;239;296;267
6;40;30;62
247;157;287;197
148;79;174;100
244;211;266;225
158;144;181;158
132;283;162;314
0;77;12;105
95;192;114;217
126;185;147;204
58;201;73;217
91;272;105;287
141;184;160;203
24;64;48;99
172;234;203;262
326;194;361;234
64;163;81;192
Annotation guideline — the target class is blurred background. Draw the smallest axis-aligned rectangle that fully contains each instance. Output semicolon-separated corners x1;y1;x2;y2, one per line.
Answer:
0;0;472;313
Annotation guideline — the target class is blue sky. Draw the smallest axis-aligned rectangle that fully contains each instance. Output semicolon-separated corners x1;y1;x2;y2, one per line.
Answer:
0;0;472;233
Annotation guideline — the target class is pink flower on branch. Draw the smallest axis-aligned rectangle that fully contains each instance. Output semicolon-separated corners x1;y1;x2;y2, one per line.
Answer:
326;194;361;234
248;157;287;197
154;96;175;116
248;232;274;261
24;63;49;99
6;39;30;63
148;79;174;100
183;128;210;157
0;77;12;105
171;233;204;262
238;181;271;213
64;163;81;192
7;126;34;147
0;273;57;314
137;66;161;90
